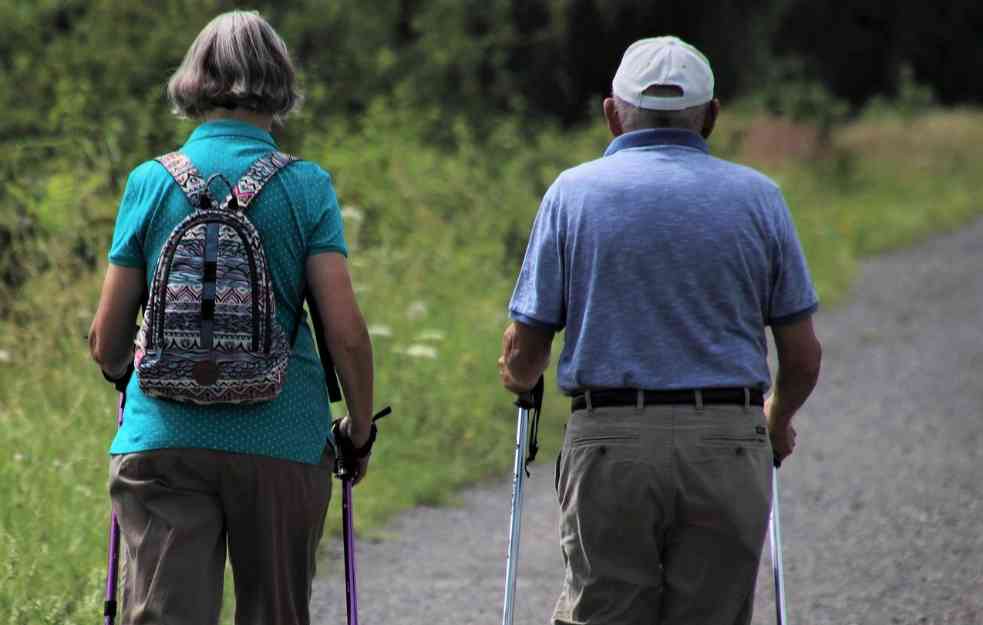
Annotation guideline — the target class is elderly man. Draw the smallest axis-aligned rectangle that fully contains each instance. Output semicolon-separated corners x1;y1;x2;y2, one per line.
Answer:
499;36;822;624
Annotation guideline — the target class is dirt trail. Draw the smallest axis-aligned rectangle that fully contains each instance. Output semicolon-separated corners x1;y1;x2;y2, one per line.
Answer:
312;219;983;625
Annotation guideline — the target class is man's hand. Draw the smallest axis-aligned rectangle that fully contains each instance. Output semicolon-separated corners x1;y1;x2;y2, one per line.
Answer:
498;324;530;394
765;395;797;463
498;322;553;394
336;415;372;485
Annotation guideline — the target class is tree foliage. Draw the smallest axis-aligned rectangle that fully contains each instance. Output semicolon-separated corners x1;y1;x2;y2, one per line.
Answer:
0;0;978;303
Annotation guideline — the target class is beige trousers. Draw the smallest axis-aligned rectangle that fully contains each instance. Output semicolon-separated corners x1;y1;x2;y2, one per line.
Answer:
552;403;773;625
109;446;334;625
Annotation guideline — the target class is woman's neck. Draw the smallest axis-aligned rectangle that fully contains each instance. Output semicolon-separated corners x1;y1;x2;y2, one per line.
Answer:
203;108;274;131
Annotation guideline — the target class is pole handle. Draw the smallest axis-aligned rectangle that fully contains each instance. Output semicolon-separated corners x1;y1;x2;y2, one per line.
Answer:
515;375;544;410
514;376;545;475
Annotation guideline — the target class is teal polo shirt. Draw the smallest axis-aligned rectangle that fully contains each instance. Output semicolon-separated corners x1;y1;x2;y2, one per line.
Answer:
108;120;348;464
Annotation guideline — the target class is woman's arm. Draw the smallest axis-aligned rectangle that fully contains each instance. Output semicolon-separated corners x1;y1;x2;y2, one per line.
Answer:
89;265;145;378
306;252;374;446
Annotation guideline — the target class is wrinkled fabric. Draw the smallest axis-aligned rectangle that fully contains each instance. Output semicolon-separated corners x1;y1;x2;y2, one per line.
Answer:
509;128;818;394
552;404;772;625
110;446;334;625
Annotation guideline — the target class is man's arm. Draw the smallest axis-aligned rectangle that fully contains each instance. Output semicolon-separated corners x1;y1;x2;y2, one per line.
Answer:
766;315;822;462
498;321;554;394
89;265;144;378
307;252;374;452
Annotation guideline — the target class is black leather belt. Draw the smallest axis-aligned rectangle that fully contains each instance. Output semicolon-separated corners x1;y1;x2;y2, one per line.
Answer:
571;388;764;412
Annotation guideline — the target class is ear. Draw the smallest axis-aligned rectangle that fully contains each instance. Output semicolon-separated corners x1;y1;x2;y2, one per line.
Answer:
603;97;625;137
701;98;721;140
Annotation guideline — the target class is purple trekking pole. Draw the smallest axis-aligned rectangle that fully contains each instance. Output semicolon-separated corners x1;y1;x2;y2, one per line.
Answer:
333;406;391;625
341;477;359;625
102;392;125;625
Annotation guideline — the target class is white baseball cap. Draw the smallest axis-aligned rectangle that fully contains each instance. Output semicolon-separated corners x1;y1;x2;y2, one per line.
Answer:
612;36;715;111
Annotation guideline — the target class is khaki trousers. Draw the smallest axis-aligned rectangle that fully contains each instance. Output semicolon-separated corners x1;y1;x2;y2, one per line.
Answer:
552;403;772;625
109;446;334;625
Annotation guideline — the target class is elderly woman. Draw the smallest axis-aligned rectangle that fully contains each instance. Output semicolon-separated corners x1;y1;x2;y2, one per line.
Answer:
88;11;374;625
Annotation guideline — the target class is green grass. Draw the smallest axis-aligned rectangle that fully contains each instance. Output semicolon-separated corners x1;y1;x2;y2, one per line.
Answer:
2;106;982;623
738;109;983;303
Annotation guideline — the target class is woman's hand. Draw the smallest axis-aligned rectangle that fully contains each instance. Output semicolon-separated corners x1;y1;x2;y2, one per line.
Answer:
336;415;373;485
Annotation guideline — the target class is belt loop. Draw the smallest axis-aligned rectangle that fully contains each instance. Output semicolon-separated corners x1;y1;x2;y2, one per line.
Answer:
635;389;644;415
694;389;704;412
743;388;751;413
585;390;593;414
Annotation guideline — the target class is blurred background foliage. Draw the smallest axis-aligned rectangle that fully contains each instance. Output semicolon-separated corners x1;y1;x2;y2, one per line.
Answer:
2;0;982;302
2;1;983;623
2;0;982;301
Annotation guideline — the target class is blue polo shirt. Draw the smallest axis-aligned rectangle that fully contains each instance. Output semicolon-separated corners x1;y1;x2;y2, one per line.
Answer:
509;128;818;395
107;120;348;464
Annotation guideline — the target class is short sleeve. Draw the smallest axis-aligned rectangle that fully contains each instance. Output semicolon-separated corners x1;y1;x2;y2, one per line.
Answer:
306;168;348;258
768;191;819;325
108;164;155;268
508;182;566;331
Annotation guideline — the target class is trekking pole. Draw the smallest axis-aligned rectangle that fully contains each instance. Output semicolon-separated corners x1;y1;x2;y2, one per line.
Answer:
341;476;358;625
501;376;544;625
769;460;788;625
103;392;126;625
337;407;392;625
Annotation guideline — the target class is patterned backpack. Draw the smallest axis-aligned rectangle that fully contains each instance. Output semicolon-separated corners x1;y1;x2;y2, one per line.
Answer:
134;151;297;404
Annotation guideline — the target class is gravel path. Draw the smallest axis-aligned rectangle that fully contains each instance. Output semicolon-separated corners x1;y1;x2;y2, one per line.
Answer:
311;219;983;625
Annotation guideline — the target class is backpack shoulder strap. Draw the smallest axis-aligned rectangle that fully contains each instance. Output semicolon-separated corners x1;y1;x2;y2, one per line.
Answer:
155;152;213;210
221;151;299;211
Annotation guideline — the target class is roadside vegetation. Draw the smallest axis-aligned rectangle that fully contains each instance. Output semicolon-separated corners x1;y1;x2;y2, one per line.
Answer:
3;3;982;623
3;103;982;624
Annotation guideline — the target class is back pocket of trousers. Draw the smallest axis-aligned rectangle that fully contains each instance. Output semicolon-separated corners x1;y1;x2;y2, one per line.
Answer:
569;432;639;447
697;433;769;460
700;435;767;447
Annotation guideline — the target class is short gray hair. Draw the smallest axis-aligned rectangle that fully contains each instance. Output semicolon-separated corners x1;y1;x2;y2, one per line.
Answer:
167;10;301;120
613;85;708;133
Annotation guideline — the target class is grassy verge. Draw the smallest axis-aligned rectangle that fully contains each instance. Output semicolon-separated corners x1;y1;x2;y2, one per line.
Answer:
1;107;981;623
734;108;983;302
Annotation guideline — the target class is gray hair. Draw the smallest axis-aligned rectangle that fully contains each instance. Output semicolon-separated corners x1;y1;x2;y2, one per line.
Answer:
613;85;708;133
167;10;301;120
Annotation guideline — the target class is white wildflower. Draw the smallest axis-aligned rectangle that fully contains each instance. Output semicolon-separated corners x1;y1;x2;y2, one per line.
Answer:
416;329;445;342
368;324;392;338
403;344;438;359
0;349;10;363
341;206;364;222
13;453;24;462
394;344;438;359
406;301;428;320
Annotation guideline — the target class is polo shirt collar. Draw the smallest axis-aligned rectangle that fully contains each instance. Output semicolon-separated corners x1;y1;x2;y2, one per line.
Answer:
603;128;709;157
185;119;278;148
